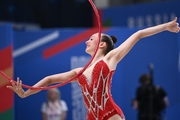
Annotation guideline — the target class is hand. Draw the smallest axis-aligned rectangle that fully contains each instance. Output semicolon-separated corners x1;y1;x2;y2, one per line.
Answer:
7;78;26;98
131;99;138;110
166;17;180;33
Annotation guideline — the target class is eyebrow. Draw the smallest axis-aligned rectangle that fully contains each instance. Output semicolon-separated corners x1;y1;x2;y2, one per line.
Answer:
89;36;95;39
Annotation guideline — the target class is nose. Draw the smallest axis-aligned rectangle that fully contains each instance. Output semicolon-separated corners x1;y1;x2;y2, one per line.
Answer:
85;40;89;44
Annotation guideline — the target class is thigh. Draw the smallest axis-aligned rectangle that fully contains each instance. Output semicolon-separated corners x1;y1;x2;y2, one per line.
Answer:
109;114;125;120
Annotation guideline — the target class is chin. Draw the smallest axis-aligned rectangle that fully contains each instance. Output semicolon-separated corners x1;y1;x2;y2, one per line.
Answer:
85;49;92;55
85;50;90;54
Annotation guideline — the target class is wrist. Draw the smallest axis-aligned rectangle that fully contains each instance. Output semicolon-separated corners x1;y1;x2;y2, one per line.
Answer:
22;92;28;98
22;94;26;98
20;91;27;98
19;94;25;98
164;22;170;31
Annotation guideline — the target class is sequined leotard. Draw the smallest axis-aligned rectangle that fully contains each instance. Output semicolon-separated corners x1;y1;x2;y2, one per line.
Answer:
78;60;125;120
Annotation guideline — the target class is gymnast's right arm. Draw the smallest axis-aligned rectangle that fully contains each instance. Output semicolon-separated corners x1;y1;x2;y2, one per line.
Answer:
6;68;82;98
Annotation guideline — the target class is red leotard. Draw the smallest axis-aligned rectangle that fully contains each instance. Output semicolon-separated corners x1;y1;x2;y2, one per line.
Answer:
78;60;125;120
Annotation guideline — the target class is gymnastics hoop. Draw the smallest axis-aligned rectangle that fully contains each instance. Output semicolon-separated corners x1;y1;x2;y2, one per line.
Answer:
0;0;101;90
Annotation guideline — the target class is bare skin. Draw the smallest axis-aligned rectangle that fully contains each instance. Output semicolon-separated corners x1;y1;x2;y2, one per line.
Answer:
7;17;180;120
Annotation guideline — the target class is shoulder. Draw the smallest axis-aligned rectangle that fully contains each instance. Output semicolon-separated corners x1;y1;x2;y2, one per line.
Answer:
60;100;68;111
60;100;68;107
155;85;165;91
60;100;66;104
155;85;167;96
41;102;48;112
42;102;47;106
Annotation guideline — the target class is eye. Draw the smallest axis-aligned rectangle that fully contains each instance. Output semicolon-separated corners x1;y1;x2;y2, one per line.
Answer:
90;38;93;41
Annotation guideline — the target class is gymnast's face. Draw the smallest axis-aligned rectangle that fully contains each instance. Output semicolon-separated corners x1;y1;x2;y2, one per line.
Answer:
85;33;101;55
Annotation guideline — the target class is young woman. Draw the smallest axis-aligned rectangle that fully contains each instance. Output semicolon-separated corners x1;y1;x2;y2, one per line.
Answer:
41;88;68;120
7;17;180;120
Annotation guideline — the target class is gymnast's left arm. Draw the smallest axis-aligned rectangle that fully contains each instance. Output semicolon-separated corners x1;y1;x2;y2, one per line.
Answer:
7;67;82;98
105;17;180;66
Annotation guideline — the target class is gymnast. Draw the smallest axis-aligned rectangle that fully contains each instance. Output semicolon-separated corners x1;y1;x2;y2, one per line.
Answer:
7;17;180;120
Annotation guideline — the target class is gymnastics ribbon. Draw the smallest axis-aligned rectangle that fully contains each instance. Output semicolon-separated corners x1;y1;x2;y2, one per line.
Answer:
0;0;101;90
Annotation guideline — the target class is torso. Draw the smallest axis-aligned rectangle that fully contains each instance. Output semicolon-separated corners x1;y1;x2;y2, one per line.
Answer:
41;100;67;120
77;59;125;120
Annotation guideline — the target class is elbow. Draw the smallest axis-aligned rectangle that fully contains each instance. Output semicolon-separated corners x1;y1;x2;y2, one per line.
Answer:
44;76;52;85
136;30;143;39
164;96;169;108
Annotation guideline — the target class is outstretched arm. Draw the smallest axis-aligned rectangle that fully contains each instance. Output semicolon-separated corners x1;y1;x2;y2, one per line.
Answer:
106;17;180;68
7;68;82;98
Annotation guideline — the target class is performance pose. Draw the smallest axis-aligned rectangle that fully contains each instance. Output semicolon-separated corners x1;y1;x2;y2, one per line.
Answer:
7;18;180;120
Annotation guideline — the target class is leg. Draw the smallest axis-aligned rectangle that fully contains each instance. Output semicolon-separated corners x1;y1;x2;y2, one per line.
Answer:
109;114;125;120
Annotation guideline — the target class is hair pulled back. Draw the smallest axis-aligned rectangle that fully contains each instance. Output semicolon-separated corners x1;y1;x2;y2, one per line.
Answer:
101;34;117;55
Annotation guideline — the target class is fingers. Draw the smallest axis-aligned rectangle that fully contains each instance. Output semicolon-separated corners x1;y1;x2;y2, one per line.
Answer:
7;77;22;91
172;17;178;26
176;23;180;33
173;17;178;22
17;78;22;90
177;23;179;28
6;85;14;90
173;17;180;33
6;78;25;98
7;80;16;90
171;17;178;26
11;80;16;88
17;77;20;89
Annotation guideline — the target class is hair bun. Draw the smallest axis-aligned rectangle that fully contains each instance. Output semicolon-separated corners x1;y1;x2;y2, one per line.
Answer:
110;35;117;44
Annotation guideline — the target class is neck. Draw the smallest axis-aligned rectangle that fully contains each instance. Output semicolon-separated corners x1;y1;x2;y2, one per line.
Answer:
91;52;104;63
49;99;57;103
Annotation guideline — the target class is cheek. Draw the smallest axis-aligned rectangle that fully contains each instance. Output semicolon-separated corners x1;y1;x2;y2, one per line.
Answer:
92;44;97;50
92;40;99;47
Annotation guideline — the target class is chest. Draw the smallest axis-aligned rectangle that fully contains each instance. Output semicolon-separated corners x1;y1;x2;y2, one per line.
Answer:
78;60;114;89
82;63;96;85
45;102;63;115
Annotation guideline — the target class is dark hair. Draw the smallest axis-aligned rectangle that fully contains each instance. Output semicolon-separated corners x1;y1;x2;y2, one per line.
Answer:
101;34;117;55
139;74;152;85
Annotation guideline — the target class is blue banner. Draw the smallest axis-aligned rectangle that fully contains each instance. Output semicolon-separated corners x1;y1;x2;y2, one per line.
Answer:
102;1;180;28
13;27;180;120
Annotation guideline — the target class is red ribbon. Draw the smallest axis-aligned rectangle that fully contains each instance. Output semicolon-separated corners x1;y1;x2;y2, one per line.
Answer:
0;0;102;90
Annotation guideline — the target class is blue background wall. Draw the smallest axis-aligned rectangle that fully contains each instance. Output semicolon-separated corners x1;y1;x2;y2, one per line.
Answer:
102;1;180;28
0;1;180;120
11;27;180;120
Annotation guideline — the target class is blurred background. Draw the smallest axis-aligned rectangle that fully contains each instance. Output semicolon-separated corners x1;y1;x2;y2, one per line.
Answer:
0;0;180;120
0;0;179;29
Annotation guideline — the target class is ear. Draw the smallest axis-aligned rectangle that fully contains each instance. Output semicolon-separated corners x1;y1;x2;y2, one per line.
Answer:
99;42;106;48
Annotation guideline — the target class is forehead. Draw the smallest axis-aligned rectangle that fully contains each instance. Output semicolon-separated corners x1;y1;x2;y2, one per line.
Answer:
91;33;103;38
48;89;58;93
